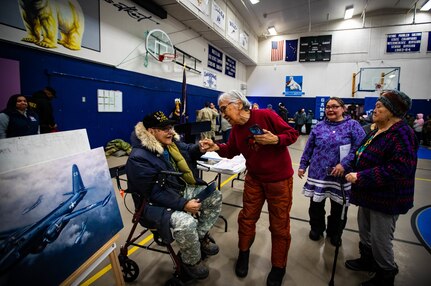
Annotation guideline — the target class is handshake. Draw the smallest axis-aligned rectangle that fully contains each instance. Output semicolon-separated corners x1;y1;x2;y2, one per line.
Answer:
199;138;219;153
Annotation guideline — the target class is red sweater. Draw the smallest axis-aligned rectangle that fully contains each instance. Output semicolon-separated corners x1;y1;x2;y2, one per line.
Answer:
217;109;299;182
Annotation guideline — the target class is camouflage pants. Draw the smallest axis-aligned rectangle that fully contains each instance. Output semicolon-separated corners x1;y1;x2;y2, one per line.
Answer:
170;184;222;265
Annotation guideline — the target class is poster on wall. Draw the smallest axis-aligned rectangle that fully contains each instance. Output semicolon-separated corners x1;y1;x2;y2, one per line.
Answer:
0;147;123;286
285;76;303;96
225;55;236;78
315;96;330;120
203;70;217;89
212;1;225;30
239;31;249;50
189;0;210;15
285;39;298;62
227;18;239;42
0;0;100;52
427;31;431;52
208;44;223;72
299;35;332;62
386;32;421;53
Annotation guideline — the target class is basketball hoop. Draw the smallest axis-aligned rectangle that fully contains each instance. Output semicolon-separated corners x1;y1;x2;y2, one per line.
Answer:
374;82;383;92
158;53;176;62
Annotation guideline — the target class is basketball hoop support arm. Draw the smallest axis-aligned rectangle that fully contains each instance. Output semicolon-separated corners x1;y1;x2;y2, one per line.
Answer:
174;47;202;74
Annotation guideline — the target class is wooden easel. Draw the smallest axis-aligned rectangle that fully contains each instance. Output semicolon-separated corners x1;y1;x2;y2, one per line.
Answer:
61;233;125;286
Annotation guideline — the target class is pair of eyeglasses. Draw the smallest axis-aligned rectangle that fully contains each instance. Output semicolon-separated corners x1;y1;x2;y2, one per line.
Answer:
219;102;234;113
325;105;341;110
157;126;174;132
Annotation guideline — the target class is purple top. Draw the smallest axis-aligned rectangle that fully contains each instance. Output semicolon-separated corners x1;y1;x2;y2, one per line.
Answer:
299;117;366;204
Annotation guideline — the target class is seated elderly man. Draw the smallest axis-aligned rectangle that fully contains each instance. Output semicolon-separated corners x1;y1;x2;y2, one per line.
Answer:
125;111;222;280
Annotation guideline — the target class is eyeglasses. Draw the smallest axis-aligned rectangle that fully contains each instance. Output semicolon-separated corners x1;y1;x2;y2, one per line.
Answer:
219;102;235;114
325;105;341;110
156;126;174;132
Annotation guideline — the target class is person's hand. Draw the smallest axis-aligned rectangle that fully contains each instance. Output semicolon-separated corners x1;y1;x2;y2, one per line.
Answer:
345;172;357;183
184;199;201;215
298;169;305;179
331;163;345;177
253;129;279;145
199;138;219;152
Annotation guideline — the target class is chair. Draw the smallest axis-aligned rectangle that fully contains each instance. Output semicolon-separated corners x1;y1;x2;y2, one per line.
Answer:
109;165;192;285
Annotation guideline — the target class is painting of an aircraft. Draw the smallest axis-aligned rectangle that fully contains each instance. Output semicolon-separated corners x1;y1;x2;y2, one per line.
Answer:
0;164;111;274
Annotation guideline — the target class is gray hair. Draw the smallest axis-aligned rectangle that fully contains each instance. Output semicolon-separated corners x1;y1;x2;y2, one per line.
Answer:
218;90;251;111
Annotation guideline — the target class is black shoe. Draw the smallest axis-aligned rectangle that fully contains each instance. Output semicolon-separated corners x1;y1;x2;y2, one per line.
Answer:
309;230;323;241
345;258;378;272
361;268;398;286
235;250;250;278
181;260;209;280
266;267;286;286
200;234;219;256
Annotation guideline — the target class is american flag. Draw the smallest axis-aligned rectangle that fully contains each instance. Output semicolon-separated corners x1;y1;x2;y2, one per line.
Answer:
271;40;284;61
181;64;187;123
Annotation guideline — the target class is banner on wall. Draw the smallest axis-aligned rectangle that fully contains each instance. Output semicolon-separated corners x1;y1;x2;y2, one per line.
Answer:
315;96;330;120
225;55;236;78
428;31;431;52
208;45;223;72
239;31;249;51
203;70;217;89
227;18;239;42
386;32;421;53
285;39;298;62
189;0;210;15
285;76;303;96
212;1;225;30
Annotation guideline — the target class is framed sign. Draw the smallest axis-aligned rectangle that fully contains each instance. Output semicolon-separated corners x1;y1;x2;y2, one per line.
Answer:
299;35;332;62
208;45;223;72
386;32;421;53
225;55;236;78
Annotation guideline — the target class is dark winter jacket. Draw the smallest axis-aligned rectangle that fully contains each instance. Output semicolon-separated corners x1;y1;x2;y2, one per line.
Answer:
3;109;39;138
125;122;206;242
350;120;418;215
28;91;55;129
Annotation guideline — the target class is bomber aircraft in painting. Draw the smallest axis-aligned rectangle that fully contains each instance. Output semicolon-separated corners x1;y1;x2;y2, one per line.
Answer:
0;164;111;274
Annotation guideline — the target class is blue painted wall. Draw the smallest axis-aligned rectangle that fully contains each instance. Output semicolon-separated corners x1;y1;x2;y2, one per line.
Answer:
0;41;220;148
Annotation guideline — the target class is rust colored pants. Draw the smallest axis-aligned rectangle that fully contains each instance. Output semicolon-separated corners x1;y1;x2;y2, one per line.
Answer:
238;174;293;268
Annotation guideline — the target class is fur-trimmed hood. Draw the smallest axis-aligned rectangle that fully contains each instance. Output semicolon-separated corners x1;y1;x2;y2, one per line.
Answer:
133;122;180;155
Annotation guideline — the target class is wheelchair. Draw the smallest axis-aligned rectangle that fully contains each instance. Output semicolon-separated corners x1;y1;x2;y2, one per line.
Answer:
109;165;219;285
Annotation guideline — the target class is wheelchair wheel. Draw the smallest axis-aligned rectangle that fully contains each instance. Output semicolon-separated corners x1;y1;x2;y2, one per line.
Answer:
120;257;139;282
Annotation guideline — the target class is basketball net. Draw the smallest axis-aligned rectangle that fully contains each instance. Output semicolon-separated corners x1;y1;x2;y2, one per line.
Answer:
158;53;176;62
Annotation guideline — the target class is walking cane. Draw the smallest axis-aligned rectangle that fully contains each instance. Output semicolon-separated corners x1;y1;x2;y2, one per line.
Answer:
328;177;347;286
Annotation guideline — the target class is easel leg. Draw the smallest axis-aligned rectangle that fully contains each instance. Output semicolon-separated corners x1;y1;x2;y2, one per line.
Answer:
109;248;125;286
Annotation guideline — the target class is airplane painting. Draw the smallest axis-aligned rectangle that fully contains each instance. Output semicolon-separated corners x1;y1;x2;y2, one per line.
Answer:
0;147;123;286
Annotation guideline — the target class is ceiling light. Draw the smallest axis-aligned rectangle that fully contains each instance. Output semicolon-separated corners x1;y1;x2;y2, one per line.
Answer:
420;0;431;11
249;0;260;4
267;26;277;35
344;5;354;19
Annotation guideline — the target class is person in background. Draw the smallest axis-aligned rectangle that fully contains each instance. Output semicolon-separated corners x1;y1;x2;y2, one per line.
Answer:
0;94;39;139
345;90;418;286
252;103;259;110
126;111;222;280
197;102;218;141
413;113;424;144
422;114;431;146
293;108;306;134
277;102;289;123
305;109;314;134
219;115;232;143
266;104;275;112
28;86;57;133
168;98;182;124
298;97;365;246
201;90;299;286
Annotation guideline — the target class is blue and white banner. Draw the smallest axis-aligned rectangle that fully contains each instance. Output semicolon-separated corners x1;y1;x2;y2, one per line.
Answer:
212;1;225;30
386;32;421;53
285;39;298;62
428;31;431;52
315;96;330;120
225;55;236;78
227;18;239;42
285;76;303;96
239;30;249;51
208;44;223;72
203;70;217;89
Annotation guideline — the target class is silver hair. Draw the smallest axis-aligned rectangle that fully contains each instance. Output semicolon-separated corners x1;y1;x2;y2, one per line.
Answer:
218;90;251;111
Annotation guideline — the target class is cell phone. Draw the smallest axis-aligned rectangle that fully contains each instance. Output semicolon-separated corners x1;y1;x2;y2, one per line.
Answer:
249;124;264;135
326;167;334;176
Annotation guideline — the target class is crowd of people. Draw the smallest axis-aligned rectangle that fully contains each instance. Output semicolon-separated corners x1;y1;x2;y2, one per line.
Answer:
2;86;423;286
